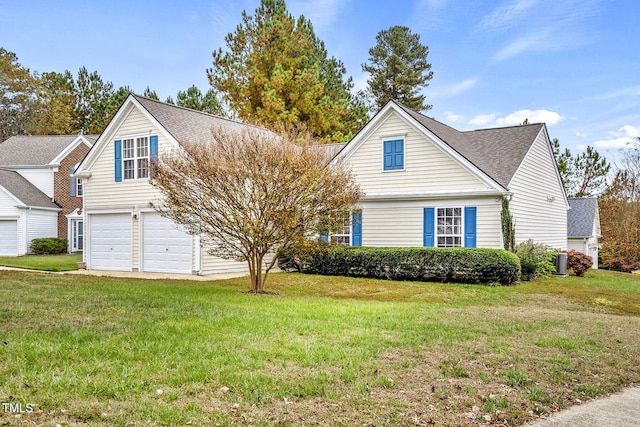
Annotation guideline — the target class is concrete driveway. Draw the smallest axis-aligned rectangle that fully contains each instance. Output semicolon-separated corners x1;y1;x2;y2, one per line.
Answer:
526;386;640;427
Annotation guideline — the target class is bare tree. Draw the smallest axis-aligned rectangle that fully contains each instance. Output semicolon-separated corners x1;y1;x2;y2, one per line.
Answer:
151;125;362;292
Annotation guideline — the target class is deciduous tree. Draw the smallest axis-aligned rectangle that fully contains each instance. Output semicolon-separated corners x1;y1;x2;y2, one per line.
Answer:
599;142;640;272
0;48;37;141
27;71;76;135
362;25;433;112
207;0;367;142
151;125;362;292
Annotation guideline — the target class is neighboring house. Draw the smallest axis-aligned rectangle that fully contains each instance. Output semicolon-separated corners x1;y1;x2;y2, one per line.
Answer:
567;197;601;268
0;170;60;255
0;135;96;255
330;101;569;250
74;94;252;274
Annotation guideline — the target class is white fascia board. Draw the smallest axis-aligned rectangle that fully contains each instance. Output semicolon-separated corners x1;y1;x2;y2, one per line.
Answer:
75;95;179;177
364;188;506;201
50;136;88;165
15;205;62;212
332;102;505;192
0;184;23;205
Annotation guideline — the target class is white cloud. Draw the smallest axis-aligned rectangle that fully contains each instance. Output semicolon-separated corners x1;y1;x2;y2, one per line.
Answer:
576;131;587;138
469;113;498;126
496;109;564;126
443;111;463;123
493;30;553;62
468;109;564;128
477;0;538;33
591;125;640;150
430;78;477;98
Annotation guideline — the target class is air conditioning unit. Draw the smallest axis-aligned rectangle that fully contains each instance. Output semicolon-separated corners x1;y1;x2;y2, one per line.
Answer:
553;252;568;275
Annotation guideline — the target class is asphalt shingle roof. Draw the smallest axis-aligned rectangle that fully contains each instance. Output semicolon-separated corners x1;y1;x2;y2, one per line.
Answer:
395;103;545;188
0;169;59;209
133;95;255;145
568;197;598;237
0;135;97;166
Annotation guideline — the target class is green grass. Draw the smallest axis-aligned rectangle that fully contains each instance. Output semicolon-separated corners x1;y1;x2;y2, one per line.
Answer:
0;254;82;271
0;269;639;426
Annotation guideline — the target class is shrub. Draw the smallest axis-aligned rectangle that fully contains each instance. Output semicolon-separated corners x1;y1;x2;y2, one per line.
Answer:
515;240;557;281
566;250;593;277
279;243;521;285
30;238;68;255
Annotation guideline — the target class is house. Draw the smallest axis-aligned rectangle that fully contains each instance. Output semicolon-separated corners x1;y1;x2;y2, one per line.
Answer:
330;101;569;250
73;94;251;274
0;134;95;255
567;197;601;268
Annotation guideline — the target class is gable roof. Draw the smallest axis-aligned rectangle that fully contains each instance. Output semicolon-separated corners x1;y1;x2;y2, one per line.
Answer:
568;197;599;238
0;135;97;167
132;94;254;145
0;169;59;209
395;103;544;188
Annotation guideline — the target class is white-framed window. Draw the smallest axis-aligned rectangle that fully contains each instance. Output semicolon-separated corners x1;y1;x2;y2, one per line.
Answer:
76;178;83;197
436;207;462;247
330;214;352;245
382;138;405;171
123;136;149;180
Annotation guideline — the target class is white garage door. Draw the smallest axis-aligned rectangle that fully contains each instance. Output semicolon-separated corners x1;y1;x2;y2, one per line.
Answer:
89;213;132;271
0;220;18;256
142;213;192;274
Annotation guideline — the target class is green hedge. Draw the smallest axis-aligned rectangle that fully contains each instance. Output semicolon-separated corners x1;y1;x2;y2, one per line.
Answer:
30;238;68;255
279;245;521;285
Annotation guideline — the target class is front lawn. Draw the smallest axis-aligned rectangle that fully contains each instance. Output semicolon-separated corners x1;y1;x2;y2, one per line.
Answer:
0;254;82;271
0;269;639;426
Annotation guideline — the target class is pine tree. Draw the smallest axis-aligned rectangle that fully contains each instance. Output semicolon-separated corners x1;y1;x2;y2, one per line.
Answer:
207;0;367;142
362;25;433;112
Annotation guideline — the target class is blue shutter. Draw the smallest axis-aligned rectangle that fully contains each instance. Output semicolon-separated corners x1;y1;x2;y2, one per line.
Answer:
393;140;404;169
464;206;477;248
320;234;328;242
114;140;122;182
383;139;404;170
69;165;76;196
352;211;362;247
149;135;158;160
423;208;435;247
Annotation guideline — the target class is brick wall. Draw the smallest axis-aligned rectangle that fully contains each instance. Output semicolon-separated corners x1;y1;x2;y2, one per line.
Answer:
54;143;91;242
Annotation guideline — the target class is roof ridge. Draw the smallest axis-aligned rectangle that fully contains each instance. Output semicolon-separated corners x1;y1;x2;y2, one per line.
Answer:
131;93;260;130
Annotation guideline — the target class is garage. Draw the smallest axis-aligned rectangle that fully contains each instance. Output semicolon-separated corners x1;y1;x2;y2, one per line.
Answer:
141;213;192;274
0;220;18;256
89;213;132;271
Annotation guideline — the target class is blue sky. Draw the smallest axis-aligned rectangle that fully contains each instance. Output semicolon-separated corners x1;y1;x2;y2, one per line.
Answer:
1;0;638;159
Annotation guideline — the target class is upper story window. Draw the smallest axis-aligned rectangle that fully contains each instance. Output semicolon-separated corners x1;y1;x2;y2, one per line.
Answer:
123;137;149;180
115;135;157;183
436;207;462;247
76;178;83;197
383;138;404;171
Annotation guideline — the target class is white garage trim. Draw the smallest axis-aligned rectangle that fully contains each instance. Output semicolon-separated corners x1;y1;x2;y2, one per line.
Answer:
140;212;193;274
0;220;18;256
88;213;132;271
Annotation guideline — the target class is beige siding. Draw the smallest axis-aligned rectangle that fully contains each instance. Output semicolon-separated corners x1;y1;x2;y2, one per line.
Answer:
84;108;166;211
509;130;568;249
200;248;249;275
361;199;502;249
347;111;491;195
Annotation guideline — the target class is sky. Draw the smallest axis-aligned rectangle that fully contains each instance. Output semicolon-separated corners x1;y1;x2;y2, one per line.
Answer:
1;0;639;160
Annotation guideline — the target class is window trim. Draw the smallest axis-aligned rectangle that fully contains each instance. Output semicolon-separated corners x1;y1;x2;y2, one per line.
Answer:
121;135;150;181
381;136;406;172
76;178;83;197
435;206;463;248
